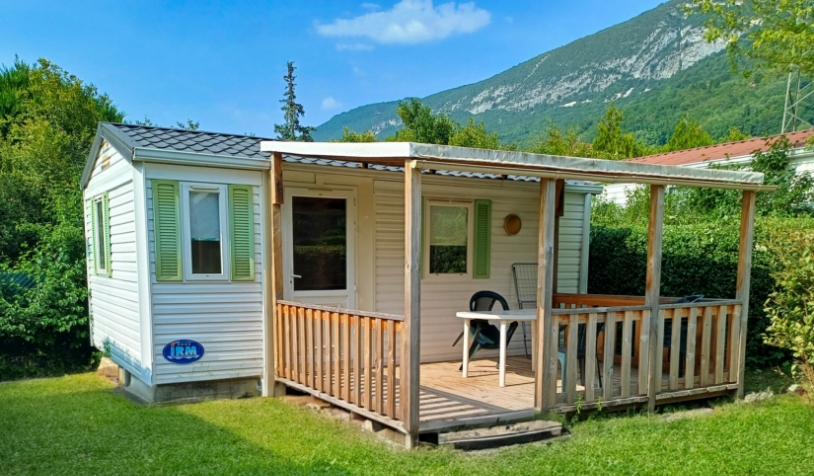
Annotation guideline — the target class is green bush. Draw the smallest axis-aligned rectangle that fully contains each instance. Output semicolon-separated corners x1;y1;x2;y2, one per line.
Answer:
764;230;814;368
588;217;814;368
0;219;99;381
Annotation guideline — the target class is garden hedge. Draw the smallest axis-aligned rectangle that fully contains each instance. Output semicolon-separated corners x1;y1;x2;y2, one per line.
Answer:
588;217;814;368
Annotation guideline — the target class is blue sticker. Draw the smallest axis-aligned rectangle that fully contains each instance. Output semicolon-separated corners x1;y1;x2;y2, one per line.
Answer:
163;340;204;364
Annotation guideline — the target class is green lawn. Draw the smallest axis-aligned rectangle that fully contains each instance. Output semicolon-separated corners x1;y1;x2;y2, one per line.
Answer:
0;372;811;475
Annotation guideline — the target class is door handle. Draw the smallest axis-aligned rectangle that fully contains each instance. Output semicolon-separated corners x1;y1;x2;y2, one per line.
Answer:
291;274;302;279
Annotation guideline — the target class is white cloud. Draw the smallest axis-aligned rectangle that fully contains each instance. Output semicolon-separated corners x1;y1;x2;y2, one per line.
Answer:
316;0;491;45
337;43;375;51
361;2;380;9
321;97;341;110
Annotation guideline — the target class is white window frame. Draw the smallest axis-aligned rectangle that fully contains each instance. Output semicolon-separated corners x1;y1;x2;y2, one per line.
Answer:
423;199;473;279
180;182;230;281
93;196;107;276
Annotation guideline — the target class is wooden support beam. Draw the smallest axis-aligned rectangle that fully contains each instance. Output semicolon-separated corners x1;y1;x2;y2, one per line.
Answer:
535;178;558;412
646;185;665;412
402;161;421;448
263;152;285;397
736;190;756;398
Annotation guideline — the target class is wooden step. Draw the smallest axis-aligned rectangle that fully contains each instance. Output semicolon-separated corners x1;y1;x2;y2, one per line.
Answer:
438;420;563;450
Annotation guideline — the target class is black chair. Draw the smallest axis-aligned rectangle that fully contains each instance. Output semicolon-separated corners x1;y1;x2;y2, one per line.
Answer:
452;291;518;370
663;294;704;377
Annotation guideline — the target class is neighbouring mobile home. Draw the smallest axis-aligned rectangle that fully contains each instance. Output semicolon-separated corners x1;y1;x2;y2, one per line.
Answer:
82;123;769;447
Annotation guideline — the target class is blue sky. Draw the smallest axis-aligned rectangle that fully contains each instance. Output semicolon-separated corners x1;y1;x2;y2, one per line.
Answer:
1;0;664;137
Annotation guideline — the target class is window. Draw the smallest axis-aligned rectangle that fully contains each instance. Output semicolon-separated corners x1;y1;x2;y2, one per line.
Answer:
181;183;228;280
291;196;347;291
94;199;106;273
426;201;471;275
93;197;109;275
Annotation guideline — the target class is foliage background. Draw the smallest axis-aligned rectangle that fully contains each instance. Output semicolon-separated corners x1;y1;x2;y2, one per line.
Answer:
0;59;123;380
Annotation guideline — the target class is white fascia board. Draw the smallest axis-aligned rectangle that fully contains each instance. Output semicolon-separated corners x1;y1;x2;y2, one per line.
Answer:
133;147;271;170
261;140;412;159
262;141;765;186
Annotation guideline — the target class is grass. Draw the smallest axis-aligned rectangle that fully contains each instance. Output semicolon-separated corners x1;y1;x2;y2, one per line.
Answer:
1;372;812;475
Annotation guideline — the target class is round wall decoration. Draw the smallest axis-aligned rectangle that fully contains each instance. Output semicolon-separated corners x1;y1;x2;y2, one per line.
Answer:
503;214;522;235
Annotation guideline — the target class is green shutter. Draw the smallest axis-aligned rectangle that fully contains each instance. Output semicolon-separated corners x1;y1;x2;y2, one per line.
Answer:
103;192;112;277
89;199;97;274
153;180;182;281
229;185;255;281
473;199;492;279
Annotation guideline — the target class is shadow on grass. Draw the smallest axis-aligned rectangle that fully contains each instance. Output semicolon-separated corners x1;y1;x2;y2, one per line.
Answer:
0;375;370;475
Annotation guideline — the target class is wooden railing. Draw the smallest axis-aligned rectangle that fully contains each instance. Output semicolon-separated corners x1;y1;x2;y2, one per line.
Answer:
274;300;405;425
656;300;743;398
551;304;651;409
548;296;743;411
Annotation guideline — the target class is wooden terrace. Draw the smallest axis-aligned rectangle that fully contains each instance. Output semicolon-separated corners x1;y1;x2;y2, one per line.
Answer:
260;141;773;447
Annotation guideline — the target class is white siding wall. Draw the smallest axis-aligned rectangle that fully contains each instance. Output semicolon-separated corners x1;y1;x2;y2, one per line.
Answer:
602;183;638;205
146;168;264;385
85;145;144;378
373;178;592;363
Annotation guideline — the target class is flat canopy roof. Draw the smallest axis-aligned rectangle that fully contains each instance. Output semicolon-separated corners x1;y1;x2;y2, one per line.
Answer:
260;141;774;191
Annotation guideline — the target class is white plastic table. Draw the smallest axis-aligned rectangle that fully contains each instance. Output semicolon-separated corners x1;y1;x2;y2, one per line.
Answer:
456;309;537;387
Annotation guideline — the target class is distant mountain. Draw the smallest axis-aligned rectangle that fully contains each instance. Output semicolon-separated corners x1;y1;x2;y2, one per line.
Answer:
314;0;807;145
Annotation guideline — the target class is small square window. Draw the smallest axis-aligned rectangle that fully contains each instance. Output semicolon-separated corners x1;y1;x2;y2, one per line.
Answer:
426;202;471;275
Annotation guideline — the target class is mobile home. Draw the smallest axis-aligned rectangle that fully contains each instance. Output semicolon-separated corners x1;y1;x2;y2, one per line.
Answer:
82;123;767;447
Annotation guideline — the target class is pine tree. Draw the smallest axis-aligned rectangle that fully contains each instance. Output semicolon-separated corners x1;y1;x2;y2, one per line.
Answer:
274;61;314;142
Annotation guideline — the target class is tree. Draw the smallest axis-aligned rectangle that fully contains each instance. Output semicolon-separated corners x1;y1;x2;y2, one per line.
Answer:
592;102;650;159
448;118;499;149
1;58;124;378
274;61;314;142
721;126;750;143
175;119;200;131
334;127;376;142
664;116;714;151
388;98;456;145
527;126;594;158
687;0;814;77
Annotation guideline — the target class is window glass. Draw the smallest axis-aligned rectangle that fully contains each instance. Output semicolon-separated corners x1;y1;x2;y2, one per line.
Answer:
292;197;347;291
189;191;222;274
95;200;107;272
429;205;468;274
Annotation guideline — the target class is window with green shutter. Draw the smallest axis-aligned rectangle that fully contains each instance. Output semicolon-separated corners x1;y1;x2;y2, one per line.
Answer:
228;185;255;280
153;180;182;281
472;199;492;279
92;196;109;276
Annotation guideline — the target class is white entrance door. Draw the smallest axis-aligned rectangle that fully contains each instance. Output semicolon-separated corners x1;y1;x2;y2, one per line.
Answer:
283;188;356;309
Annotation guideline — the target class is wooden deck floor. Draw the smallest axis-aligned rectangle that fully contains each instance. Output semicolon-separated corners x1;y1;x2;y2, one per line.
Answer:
418;355;661;428
418;354;730;426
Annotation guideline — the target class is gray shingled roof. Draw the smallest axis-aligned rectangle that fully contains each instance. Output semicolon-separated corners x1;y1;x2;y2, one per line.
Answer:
101;123;566;183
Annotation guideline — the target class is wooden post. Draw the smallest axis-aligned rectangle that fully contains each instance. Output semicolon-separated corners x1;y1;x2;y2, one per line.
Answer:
402;161;421;448
736;190;756;398
646;185;665;411
263;152;285;397
534;178;557;412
